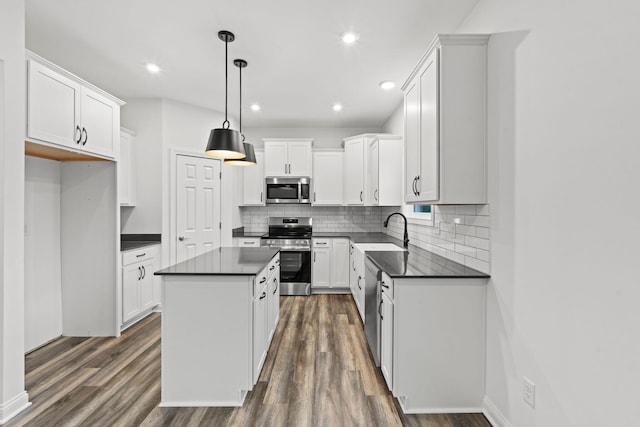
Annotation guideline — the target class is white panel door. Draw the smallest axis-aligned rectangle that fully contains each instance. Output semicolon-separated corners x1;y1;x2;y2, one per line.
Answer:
404;79;420;203
367;141;379;205
312;247;331;288
176;154;221;263
122;264;141;323
331;239;350;288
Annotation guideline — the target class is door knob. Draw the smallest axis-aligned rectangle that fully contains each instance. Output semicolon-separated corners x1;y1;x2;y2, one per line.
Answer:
178;236;187;241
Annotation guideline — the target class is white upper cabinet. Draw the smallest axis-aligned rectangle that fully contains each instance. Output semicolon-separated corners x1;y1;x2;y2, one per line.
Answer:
402;34;489;204
26;53;123;160
343;135;367;205
312;151;343;205
367;135;403;206
242;150;265;205
263;139;312;177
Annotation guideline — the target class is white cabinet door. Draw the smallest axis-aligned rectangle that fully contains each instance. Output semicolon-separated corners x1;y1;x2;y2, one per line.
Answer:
353;246;365;322
264;141;289;177
253;283;268;383
267;272;279;341
312;151;343;205
233;237;261;247
288;141;312;176
242;150;265;205
344;138;364;205
377;136;404;206
139;259;155;312
367;140;379;205
417;51;439;201
403;35;488;204
27;60;81;149
404;79;420;203
349;243;357;297
122;264;141;323
331;239;349;288
80;87;117;158
380;290;394;390
119;130;136;206
312;246;331;289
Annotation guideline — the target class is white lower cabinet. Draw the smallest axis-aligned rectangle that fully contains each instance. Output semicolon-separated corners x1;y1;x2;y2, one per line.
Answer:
391;277;486;413
253;277;268;383
254;254;280;384
350;244;366;322
121;245;159;326
312;238;349;292
380;272;394;390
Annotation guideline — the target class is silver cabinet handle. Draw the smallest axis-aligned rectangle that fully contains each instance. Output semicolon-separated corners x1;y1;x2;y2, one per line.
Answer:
314;251;316;262
273;277;278;294
260;191;263;202
360;191;363;202
75;125;82;143
178;236;185;241
381;281;389;289
138;266;142;280
379;298;383;320
259;277;267;284
141;265;146;279
374;189;378;201
259;292;267;300
314;192;316;202
136;253;146;258
357;276;362;290
416;175;420;196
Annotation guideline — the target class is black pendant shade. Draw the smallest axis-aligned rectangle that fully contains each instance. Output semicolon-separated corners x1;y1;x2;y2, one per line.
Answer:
224;142;257;166
205;30;246;160
205;128;245;159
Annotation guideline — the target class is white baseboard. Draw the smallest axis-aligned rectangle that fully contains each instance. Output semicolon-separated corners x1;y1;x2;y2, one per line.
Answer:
0;391;31;425
483;396;513;427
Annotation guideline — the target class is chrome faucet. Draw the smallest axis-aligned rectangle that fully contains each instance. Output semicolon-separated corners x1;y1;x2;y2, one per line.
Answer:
383;212;409;248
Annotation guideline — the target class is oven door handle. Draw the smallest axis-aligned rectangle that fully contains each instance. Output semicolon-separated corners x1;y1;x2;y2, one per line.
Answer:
275;247;311;252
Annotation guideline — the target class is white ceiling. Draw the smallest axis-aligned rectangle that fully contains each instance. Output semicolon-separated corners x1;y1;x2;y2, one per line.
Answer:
25;0;479;128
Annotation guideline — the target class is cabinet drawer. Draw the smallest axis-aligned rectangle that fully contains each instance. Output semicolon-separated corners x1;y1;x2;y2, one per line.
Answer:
313;238;331;248
122;245;158;266
380;271;394;300
255;266;269;296
235;237;262;247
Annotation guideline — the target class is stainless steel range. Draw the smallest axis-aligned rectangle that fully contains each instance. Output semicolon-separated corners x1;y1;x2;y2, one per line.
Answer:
261;217;312;296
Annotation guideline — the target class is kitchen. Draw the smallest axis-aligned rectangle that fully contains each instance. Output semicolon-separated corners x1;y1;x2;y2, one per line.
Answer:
1;1;639;427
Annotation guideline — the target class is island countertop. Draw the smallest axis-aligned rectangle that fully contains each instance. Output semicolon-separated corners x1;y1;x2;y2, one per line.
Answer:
155;247;279;276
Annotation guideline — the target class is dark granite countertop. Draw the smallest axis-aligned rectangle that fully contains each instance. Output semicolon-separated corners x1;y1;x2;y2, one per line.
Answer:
155;247;279;276
121;234;161;251
231;227;266;238
366;245;490;279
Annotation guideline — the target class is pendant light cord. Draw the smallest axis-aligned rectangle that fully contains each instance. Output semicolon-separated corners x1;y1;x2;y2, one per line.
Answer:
239;64;244;141
223;36;230;129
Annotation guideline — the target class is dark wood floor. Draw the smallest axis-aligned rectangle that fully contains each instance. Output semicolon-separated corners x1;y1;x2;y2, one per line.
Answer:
8;294;491;427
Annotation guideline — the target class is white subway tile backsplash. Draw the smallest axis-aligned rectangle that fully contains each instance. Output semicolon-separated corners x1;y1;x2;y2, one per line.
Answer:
455;205;477;215
241;203;491;274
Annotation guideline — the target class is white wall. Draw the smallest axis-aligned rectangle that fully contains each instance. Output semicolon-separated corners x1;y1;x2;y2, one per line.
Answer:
243;126;383;149
24;157;62;352
0;0;30;422
122;98;239;267
456;1;640;426
382;101;403;135
120;99;164;234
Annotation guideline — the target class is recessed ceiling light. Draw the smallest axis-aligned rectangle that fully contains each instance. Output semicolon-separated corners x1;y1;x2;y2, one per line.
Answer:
146;63;161;73
341;32;359;44
379;80;396;90
250;103;261;112
333;103;343;112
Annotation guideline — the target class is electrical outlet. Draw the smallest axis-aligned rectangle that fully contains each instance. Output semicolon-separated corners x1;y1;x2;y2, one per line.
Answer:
454;217;461;225
523;377;536;408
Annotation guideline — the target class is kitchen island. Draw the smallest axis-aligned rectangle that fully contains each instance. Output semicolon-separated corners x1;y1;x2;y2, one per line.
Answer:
155;247;280;407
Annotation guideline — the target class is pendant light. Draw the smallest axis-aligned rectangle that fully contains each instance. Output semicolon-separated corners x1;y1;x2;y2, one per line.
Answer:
205;30;245;159
225;59;257;166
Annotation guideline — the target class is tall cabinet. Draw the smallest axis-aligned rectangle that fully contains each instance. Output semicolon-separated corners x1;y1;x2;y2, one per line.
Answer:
403;34;489;204
24;51;124;339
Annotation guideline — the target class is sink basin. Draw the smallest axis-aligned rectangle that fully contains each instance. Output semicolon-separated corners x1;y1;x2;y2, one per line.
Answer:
354;243;406;252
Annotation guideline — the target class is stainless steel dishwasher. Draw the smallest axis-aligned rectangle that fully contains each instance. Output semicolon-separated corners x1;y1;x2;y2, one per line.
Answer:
364;257;381;366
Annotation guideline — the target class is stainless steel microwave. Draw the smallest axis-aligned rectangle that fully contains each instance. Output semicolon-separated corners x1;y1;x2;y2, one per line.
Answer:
265;177;311;204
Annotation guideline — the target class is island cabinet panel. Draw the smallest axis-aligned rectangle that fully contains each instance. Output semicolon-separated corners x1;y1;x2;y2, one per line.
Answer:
161;276;253;406
392;278;486;413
